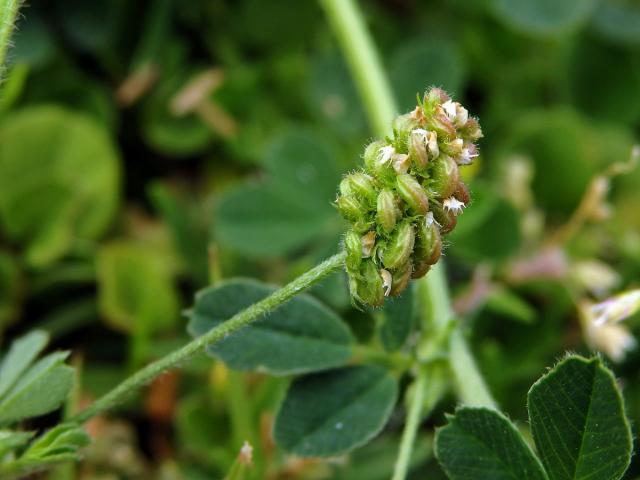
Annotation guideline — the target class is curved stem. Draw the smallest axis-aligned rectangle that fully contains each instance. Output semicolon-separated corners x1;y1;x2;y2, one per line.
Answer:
0;0;21;80
319;0;396;138
391;373;426;480
71;252;346;424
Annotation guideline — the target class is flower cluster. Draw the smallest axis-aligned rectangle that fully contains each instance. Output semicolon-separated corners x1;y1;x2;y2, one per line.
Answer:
337;88;482;306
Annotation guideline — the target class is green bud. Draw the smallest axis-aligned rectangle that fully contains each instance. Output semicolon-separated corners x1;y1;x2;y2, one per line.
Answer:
336;195;366;222
392;113;419;151
423;88;450;114
344;230;362;272
429;110;456;140
341;172;377;206
390;262;412;296
430;155;459;199
382;221;415;270
409;129;429;170
355;259;385;307
413;216;442;278
441;138;463;158
364;141;395;183
459;117;483;142
396;174;429;215
432;203;457;234
376;189;399;233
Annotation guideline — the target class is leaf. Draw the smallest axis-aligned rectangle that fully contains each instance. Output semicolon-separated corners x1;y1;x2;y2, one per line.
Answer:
391;38;466;112
0;330;49;398
0;431;33;458
378;284;415;351
215;129;343;257
591;0;640;47
435;407;548;480
96;241;180;333
273;365;398;457
0;106;120;267
484;288;536;324
489;0;596;37
0;352;74;425
527;356;632;480
187;279;354;375
22;424;90;460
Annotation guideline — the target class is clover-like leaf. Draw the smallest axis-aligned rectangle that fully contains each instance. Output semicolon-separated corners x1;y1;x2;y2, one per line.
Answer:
188;279;354;375
435;407;548;480
274;365;398;457
215;129;343;257
490;0;596;37
528;356;632;480
0;106;120;267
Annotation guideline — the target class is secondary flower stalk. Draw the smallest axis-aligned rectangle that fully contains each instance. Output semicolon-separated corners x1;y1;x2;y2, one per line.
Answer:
336;88;482;306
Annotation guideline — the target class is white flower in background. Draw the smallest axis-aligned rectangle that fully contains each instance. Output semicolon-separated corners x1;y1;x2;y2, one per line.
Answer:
590;289;640;326
580;290;640;362
571;260;621;297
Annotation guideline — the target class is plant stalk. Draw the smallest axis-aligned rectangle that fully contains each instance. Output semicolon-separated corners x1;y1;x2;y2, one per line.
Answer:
71;252;346;423
0;0;21;81
391;373;426;480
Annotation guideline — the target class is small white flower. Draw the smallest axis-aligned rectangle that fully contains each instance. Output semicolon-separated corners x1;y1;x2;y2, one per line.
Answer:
443;197;465;216
459;146;479;165
377;145;395;167
585;320;637;363
442;100;457;121
590;289;640;326
425;211;435;227
380;269;392;297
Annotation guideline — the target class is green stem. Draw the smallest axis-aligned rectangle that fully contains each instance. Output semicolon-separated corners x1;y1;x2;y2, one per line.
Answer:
319;0;396;137
391;373;426;480
0;0;21;80
71;252;345;424
319;0;497;450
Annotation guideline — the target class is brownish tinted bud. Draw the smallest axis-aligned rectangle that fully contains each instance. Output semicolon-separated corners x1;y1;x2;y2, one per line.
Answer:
432;203;457;233
454;181;471;205
430;155;459;199
390;262;412;296
397;174;429;215
459;117;483;142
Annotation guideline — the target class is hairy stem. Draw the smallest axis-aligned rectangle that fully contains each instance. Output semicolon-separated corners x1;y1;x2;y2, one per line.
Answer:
319;2;497;475
0;0;21;80
71;252;346;423
392;373;426;480
319;0;396;138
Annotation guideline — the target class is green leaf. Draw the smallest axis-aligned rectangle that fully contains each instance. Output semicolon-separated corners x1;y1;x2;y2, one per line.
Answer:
378;284;414;351
187;279;354;375
0;431;33;458
0;352;74;425
484;288;536;324
527;356;632;480
273;365;398;456
0;106;120;267
435;407;548;480
215;129;343;257
391;38;466;113
591;0;640;47
96;241;180;333
0;330;48;398
489;0;596;37
22;423;90;460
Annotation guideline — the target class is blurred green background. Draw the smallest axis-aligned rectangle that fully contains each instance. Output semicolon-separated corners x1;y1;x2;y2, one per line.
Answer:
1;0;640;478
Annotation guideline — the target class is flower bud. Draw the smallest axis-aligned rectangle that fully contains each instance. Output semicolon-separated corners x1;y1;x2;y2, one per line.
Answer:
381;221;415;270
364;141;395;183
344;230;362;272
432;202;457;234
429;110;457;140
361;231;376;258
390;261;412;296
397;174;429;215
341;172;377;206
354;259;385;307
454;181;471;205
424;88;450;114
459;117;482;142
377;189;399;233
336;195;367;222
442;100;469;128
392;153;411;174
430;155;459;199
412;216;442;278
441;138;463;158
409;129;429;170
392;113;419;151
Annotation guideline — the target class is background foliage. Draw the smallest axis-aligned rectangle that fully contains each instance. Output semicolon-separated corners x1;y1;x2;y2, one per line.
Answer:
0;0;639;478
